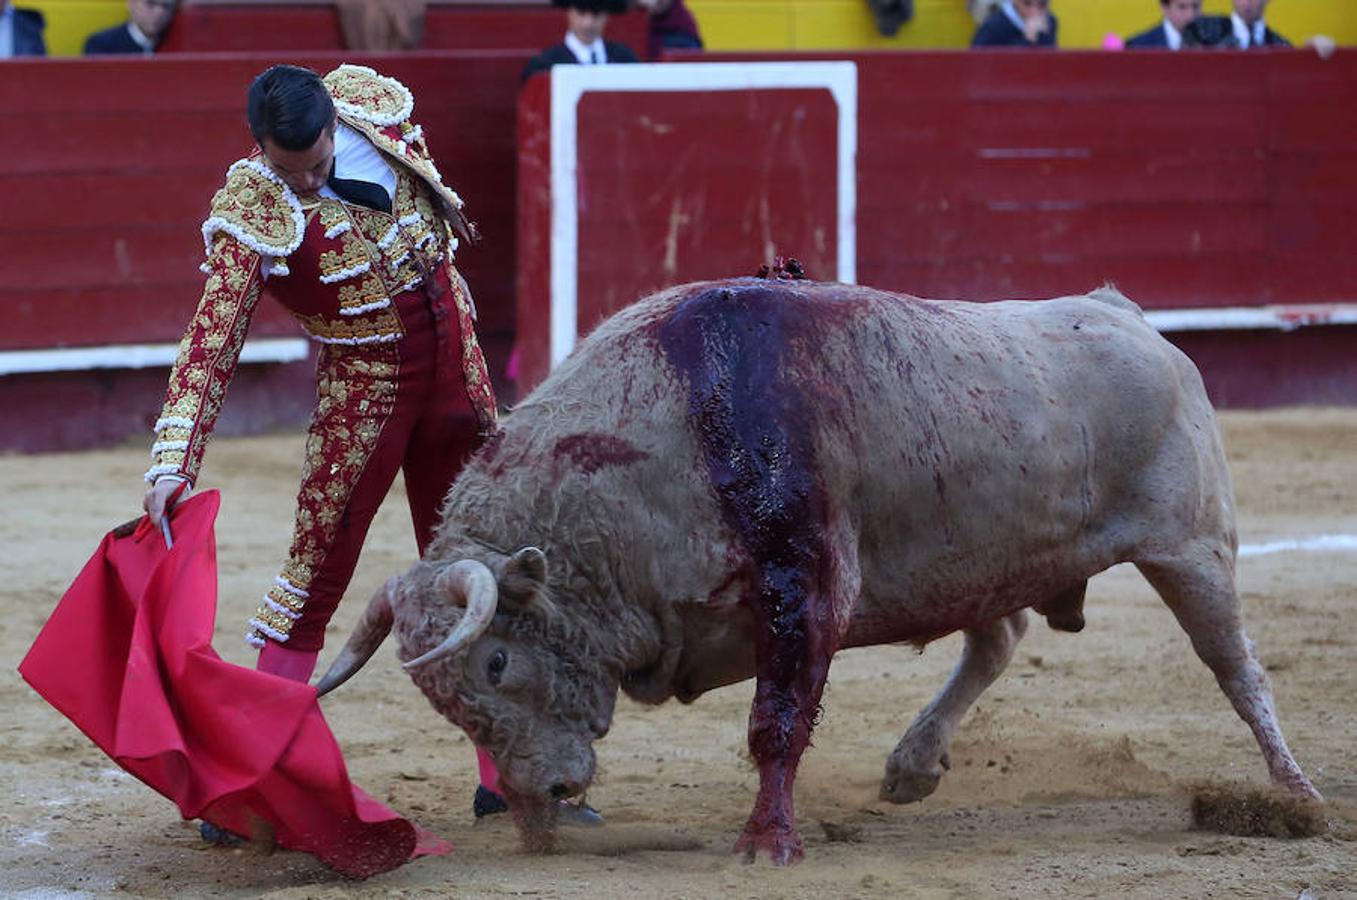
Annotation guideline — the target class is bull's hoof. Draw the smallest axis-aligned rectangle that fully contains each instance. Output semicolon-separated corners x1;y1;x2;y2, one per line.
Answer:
880;753;949;803
879;770;941;804
733;826;805;866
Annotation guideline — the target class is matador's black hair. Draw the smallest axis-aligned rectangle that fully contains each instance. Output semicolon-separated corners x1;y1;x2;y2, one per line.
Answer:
246;64;335;151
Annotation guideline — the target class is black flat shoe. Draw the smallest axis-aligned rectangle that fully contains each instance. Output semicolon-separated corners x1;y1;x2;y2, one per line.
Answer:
473;784;509;819
199;821;243;845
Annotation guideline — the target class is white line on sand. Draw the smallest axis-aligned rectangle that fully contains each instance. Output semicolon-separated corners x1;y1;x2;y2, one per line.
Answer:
1239;534;1357;557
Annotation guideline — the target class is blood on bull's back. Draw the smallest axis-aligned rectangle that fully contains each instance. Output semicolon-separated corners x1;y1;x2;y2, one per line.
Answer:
540;278;1221;653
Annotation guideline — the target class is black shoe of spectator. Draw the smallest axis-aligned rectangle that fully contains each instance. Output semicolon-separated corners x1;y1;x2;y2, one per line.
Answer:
473;784;510;819
199;821;243;845
868;0;914;37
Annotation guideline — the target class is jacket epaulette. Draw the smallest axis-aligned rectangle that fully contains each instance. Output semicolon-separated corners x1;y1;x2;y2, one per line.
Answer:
202;158;307;260
323;63;415;127
324;64;472;241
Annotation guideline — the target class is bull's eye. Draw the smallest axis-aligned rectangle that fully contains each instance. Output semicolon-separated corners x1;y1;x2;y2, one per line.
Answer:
487;649;507;686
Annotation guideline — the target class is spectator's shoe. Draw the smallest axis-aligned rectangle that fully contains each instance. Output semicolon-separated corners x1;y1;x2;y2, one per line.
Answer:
867;0;914;37
473;784;510;819
199;821;243;845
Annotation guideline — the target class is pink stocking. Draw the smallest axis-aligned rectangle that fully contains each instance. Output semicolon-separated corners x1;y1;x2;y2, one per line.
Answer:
475;746;501;793
257;642;320;683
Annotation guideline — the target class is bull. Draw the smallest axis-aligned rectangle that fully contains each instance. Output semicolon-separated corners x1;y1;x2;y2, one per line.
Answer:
317;276;1320;864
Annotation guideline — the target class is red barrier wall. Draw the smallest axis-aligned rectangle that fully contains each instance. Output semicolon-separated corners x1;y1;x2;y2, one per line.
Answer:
838;50;1357;309
516;51;1357;404
0;52;526;452
684;50;1357;309
4;49;1355;453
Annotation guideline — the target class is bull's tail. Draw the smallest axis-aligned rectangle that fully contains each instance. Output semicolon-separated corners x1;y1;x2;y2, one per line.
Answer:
1088;283;1143;317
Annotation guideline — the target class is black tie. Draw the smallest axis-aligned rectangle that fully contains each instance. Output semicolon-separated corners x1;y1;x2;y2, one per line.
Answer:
327;163;391;213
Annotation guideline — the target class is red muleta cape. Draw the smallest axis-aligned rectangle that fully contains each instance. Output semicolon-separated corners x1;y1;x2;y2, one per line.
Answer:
18;490;450;878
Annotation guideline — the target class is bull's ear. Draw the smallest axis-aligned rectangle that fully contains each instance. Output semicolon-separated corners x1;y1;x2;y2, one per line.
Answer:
504;545;545;594
502;546;548;598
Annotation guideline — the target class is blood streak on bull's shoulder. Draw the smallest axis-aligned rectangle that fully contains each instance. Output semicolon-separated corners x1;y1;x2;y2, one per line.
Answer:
655;281;838;782
552;433;650;476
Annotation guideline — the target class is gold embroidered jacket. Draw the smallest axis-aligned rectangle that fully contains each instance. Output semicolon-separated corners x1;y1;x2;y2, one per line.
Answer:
147;64;495;486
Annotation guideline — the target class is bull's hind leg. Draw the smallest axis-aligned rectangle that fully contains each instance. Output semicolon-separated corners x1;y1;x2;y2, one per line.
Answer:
1137;552;1321;799
880;610;1028;803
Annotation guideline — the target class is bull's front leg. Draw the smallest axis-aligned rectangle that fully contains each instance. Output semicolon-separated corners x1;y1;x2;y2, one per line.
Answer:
735;569;837;866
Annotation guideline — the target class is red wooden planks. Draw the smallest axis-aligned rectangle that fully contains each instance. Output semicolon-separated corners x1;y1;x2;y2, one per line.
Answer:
0;52;525;372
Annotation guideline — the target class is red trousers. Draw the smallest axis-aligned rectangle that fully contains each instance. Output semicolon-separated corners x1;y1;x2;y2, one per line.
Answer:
248;267;485;652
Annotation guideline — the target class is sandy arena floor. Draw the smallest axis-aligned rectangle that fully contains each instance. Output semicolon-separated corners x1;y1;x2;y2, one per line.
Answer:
1;408;1354;898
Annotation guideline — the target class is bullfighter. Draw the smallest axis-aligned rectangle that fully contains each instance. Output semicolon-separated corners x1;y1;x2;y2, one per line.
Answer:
139;63;518;825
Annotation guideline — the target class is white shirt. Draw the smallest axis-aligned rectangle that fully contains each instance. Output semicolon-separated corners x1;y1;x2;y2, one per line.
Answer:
564;29;607;65
998;1;1052;39
999;1;1025;32
0;3;16;58
1231;11;1267;48
126;21;157;54
318;122;397;206
1161;18;1183;51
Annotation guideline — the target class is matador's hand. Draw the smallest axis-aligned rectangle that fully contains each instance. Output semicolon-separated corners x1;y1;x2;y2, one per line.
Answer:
144;478;191;528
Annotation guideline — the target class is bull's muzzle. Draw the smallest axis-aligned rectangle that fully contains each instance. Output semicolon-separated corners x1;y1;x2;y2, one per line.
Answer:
550;780;585;800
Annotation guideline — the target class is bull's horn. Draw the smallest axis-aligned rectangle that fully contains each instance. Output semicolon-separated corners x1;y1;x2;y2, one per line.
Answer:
402;559;499;670
315;576;398;696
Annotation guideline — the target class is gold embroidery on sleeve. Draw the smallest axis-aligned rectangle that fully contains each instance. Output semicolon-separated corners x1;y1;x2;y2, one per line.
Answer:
146;235;263;484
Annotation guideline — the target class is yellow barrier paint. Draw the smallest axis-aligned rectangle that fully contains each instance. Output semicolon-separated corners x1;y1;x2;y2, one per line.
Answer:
689;0;1356;50
21;0;1355;57
23;0;125;57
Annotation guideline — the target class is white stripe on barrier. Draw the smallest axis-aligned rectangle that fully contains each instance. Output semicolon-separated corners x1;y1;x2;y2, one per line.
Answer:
1146;303;1357;333
0;337;310;376
1238;534;1357;557
549;61;858;371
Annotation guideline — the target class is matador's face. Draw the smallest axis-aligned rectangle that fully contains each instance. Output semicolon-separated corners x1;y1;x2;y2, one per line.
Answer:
260;117;336;197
